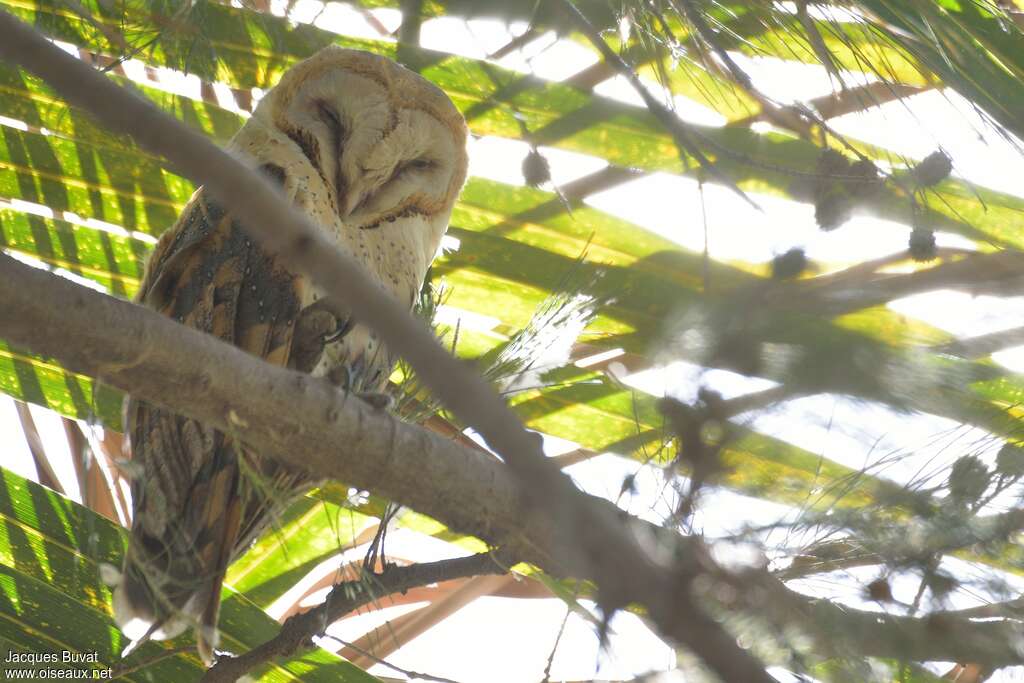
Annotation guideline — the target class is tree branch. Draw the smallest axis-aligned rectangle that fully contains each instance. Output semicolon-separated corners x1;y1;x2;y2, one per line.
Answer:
201;552;511;682
0;250;536;567
755;573;1024;667
934;324;1024;359
767;250;1024;317
778;506;1024;582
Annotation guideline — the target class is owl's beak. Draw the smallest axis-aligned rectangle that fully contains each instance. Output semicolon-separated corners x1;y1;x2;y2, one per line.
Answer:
340;180;369;218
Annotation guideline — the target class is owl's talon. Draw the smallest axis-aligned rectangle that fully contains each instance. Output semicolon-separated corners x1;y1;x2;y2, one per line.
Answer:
296;307;337;340
292;300;354;373
291;307;336;373
323;316;354;345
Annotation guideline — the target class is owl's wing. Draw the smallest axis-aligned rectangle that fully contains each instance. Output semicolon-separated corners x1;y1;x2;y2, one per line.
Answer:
117;182;320;663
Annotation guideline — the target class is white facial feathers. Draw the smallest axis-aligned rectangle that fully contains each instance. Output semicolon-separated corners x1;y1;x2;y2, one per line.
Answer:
230;46;467;308
254;47;466;226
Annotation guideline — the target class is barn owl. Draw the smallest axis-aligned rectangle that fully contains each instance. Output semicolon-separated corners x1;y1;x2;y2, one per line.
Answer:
112;46;468;664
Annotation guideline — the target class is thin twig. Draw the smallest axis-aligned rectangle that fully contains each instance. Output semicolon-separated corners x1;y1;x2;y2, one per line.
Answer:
201;552;511;682
540;605;571;683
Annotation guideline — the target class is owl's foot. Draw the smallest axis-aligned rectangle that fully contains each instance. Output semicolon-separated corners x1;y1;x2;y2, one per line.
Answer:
291;300;352;373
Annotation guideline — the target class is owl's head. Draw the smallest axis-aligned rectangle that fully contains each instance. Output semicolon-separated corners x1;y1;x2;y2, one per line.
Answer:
235;46;468;301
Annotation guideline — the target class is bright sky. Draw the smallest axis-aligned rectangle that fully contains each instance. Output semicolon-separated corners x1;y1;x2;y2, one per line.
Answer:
7;1;1024;681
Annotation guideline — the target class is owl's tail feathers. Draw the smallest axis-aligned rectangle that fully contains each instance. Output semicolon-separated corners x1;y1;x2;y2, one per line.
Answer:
109;543;229;666
194;497;243;665
110;566;225;665
109;491;244;666
109;563;192;660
